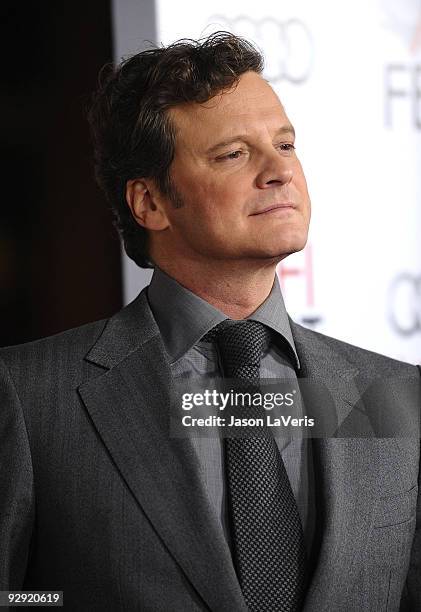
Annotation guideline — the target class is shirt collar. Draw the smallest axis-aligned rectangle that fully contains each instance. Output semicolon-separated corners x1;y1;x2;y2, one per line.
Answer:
147;267;300;369
248;278;300;369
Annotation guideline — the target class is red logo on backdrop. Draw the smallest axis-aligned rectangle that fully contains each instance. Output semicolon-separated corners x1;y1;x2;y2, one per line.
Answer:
381;1;421;55
277;244;322;327
411;15;421;53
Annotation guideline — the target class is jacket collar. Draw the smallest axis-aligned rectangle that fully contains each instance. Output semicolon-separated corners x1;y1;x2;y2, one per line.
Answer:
85;288;159;369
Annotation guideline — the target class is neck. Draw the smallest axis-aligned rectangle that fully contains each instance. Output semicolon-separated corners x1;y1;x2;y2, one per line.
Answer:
155;258;279;319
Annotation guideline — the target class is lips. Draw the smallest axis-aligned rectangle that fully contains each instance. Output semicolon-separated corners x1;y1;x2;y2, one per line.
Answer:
250;203;296;215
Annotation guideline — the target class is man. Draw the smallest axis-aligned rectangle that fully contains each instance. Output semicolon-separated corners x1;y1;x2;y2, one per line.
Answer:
1;32;420;611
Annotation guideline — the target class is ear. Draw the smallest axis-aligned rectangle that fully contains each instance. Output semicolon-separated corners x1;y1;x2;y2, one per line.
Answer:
125;178;170;231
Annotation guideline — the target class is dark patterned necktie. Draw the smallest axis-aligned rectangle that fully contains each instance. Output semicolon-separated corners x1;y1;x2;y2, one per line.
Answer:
204;320;306;612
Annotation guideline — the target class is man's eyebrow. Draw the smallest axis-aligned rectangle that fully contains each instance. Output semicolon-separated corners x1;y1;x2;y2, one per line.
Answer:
206;124;296;155
274;124;296;139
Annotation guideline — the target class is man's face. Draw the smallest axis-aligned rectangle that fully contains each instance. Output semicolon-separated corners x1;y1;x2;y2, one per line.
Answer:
155;71;311;266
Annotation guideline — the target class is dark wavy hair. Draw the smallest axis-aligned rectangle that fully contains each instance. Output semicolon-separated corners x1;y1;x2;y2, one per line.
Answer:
88;32;264;268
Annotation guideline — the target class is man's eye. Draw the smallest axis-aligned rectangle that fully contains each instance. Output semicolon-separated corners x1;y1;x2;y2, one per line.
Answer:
219;150;243;160
278;143;296;152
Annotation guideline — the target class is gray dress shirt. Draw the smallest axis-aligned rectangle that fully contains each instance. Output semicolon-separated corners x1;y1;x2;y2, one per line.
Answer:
147;267;315;556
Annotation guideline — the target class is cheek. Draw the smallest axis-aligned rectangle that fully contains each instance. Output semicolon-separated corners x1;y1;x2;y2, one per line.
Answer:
188;184;242;222
174;167;250;228
293;161;309;192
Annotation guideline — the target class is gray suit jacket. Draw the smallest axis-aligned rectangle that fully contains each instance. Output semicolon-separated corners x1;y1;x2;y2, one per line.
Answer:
1;288;420;611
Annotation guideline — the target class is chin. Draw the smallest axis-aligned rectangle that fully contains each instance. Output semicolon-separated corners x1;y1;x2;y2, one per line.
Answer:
262;232;309;259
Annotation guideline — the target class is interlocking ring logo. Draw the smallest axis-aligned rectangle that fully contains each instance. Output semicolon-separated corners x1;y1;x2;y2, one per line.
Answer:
388;273;421;335
207;15;314;84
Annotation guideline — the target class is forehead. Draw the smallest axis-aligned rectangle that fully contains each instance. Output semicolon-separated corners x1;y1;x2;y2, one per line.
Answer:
168;71;289;151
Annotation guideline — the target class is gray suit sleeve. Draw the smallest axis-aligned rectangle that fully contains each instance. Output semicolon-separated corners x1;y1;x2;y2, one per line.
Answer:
400;456;421;611
0;356;35;588
400;366;421;611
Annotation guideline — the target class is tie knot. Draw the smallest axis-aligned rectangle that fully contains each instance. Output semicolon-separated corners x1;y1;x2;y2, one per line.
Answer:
203;320;270;379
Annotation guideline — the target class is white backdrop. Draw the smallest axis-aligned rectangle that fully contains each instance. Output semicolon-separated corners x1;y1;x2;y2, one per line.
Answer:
113;0;421;364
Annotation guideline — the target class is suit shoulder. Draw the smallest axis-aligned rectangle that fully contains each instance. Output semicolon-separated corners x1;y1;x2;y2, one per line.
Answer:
294;323;419;377
0;318;109;367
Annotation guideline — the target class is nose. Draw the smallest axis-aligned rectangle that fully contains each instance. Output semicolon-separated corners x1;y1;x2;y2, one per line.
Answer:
255;150;293;189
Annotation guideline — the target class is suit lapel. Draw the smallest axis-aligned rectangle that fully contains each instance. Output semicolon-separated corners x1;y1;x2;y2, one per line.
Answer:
290;320;363;432
79;290;247;612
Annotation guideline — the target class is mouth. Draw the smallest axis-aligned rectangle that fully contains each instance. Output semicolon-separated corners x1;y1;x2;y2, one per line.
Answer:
249;202;296;216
